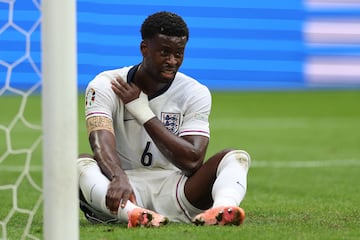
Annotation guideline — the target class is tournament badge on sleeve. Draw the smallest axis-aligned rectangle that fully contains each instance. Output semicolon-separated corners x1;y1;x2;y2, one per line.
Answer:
85;88;96;108
161;112;180;134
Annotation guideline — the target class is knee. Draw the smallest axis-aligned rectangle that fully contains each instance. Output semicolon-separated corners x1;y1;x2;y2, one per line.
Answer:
216;148;236;159
78;153;93;159
218;148;250;160
77;157;99;178
224;150;251;169
223;149;251;169
208;149;251;170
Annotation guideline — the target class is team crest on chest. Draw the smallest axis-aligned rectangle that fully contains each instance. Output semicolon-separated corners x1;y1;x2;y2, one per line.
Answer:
161;112;180;134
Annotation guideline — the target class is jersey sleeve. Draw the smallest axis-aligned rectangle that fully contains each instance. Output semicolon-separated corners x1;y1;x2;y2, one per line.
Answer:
178;85;211;138
85;72;117;121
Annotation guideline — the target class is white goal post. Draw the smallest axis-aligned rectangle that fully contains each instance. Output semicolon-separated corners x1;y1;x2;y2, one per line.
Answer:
42;0;79;239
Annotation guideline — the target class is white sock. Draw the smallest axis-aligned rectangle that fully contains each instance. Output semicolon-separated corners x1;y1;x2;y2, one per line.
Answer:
211;150;251;208
77;157;137;221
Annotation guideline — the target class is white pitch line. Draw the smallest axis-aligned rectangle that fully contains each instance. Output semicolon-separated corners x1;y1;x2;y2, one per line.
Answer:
0;166;42;172
252;159;360;168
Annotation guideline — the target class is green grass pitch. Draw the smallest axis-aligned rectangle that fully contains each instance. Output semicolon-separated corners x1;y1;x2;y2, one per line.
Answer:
1;90;359;239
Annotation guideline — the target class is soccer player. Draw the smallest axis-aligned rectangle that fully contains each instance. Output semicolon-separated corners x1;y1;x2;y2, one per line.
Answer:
78;11;251;228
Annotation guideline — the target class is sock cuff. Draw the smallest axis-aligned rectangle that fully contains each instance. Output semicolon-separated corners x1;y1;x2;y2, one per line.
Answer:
217;150;251;177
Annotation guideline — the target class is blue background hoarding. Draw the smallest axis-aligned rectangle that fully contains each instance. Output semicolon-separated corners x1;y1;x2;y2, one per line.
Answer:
1;0;359;92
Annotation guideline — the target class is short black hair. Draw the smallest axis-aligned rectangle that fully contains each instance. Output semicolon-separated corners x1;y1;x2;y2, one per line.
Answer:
141;11;189;41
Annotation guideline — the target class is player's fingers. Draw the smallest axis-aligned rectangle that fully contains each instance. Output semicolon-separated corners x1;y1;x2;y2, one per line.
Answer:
111;79;123;92
120;191;132;209
113;75;125;84
111;81;121;96
115;76;132;90
129;193;137;205
105;190;121;214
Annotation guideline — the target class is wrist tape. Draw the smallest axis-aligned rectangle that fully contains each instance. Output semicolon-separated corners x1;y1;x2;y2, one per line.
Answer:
125;92;155;125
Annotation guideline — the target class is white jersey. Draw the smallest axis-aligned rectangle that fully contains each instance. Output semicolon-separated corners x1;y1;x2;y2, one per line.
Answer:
85;65;211;171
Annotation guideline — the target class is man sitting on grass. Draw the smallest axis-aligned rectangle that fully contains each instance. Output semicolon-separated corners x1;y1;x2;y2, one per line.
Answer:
77;11;251;227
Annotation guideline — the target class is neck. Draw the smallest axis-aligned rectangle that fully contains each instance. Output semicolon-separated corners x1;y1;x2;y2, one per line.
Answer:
133;64;170;97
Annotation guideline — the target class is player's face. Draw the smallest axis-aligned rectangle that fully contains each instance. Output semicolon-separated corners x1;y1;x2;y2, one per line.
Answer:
141;34;187;83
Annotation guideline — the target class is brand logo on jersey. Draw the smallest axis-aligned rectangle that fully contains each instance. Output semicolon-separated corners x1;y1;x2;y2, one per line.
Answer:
161;112;180;134
85;88;96;107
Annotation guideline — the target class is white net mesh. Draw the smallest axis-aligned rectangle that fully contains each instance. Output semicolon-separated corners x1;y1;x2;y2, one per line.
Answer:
0;0;42;239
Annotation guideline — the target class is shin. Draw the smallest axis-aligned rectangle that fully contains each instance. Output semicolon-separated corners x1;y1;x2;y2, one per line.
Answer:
211;150;251;207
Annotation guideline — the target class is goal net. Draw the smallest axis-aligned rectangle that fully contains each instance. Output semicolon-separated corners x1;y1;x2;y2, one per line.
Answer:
0;1;78;239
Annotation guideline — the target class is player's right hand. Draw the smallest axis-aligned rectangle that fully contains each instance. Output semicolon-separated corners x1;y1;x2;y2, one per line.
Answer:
111;76;141;104
105;174;137;214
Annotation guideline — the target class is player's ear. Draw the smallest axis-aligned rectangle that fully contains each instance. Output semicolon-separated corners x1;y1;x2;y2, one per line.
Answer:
140;40;147;56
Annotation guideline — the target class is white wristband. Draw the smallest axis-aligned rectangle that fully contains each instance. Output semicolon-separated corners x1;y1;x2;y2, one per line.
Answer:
125;92;155;125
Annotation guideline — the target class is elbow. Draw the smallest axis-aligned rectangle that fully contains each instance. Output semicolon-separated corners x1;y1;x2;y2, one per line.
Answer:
181;147;206;176
182;156;204;177
183;165;201;177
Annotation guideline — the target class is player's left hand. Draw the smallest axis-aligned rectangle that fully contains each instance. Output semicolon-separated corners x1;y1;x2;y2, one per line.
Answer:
111;76;141;104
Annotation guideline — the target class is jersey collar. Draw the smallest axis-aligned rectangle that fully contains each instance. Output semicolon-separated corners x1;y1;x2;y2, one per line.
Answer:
127;63;174;100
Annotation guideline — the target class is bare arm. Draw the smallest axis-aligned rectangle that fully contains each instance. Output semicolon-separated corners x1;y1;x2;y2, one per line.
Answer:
87;116;136;212
88;129;124;180
144;119;208;176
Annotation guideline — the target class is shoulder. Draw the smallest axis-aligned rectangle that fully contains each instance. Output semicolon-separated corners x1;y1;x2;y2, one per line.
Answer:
89;66;133;88
166;72;212;113
173;72;211;96
85;66;134;107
